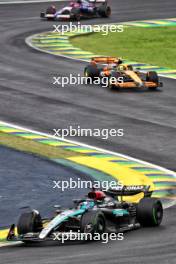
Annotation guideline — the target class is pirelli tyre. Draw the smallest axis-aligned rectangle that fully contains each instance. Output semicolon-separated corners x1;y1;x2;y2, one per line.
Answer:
84;65;100;81
17;210;43;235
45;6;56;20
80;210;106;237
70;8;81;21
46;6;56;14
98;5;111;18
136;198;163;227
108;71;122;90
146;71;159;90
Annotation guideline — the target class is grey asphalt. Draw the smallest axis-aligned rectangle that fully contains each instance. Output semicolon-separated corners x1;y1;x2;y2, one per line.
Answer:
0;0;175;170
0;145;88;227
0;0;176;263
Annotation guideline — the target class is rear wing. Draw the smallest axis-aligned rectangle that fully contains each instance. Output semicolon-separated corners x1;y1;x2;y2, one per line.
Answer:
91;57;122;65
106;185;152;197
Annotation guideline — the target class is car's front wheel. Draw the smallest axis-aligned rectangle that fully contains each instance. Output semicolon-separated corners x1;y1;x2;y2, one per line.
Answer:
17;210;43;235
84;65;100;82
98;5;111;18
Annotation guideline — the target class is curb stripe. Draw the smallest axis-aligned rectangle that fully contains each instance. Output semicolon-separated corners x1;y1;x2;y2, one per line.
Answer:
0;120;176;241
26;18;176;80
0;121;175;203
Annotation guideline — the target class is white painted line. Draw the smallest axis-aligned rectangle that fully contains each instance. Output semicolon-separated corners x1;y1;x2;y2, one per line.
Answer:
26;33;90;63
0;241;22;247
1;121;176;209
1;120;176;178
0;119;175;211
0;0;69;5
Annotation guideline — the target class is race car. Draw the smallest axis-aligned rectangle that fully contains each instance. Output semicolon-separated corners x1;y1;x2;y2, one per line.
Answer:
7;185;163;243
40;0;111;21
84;57;163;90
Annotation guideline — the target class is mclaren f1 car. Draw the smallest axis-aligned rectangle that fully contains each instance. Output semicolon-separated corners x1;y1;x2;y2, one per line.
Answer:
40;0;111;21
7;185;163;244
84;57;163;90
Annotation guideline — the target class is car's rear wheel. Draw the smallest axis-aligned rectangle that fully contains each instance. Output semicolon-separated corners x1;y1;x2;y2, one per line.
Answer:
98;5;111;18
136;198;163;227
17;210;43;235
84;65;100;82
81;211;106;238
146;71;159;90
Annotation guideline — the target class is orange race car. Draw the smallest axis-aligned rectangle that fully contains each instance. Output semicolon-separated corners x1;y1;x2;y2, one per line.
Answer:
84;57;163;90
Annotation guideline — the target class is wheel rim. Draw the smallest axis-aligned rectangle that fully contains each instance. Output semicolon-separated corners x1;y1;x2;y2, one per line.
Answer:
84;223;94;233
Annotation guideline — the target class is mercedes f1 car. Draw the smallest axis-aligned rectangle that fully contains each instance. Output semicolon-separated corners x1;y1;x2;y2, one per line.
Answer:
40;0;111;21
7;185;163;243
84;57;163;90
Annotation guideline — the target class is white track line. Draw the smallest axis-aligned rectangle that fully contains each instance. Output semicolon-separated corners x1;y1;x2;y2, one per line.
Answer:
1;120;176;210
26;33;90;63
0;118;175;249
0;242;22;247
1;120;176;177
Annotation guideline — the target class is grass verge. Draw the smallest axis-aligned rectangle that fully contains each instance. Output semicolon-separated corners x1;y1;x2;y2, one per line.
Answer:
71;26;176;69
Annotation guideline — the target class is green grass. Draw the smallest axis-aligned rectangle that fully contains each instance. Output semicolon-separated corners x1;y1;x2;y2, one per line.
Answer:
71;26;176;69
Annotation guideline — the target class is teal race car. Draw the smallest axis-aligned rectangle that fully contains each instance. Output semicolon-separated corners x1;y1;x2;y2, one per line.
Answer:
7;185;163;244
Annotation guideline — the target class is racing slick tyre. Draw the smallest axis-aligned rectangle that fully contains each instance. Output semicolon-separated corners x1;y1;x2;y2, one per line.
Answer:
108;71;121;90
98;5;111;18
71;8;81;21
45;6;56;20
80;210;106;237
146;71;159;90
46;6;56;14
17;210;43;235
40;12;45;18
136;198;163;227
84;65;100;82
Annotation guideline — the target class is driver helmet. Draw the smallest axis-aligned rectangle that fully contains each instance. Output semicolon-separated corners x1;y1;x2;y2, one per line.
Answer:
88;191;106;201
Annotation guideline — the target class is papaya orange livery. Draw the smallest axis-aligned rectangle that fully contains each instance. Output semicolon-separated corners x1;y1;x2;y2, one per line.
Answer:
85;57;163;90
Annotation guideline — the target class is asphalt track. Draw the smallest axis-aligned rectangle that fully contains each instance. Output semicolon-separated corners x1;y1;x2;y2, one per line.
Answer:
0;145;88;227
0;0;176;263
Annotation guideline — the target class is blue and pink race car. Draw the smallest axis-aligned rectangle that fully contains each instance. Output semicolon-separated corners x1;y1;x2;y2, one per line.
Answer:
40;0;111;21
